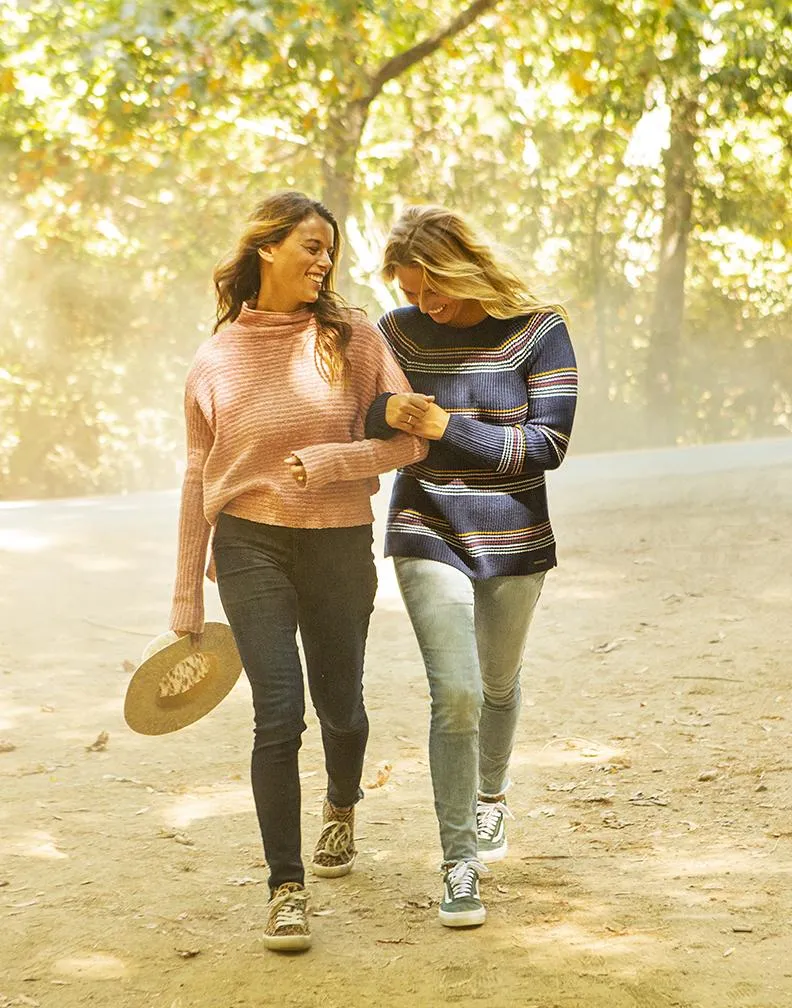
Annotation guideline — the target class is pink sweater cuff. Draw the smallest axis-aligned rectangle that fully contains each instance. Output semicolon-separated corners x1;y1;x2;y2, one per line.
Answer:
294;443;340;488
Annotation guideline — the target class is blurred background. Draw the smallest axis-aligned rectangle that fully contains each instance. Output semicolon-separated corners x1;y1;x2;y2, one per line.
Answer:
1;0;790;500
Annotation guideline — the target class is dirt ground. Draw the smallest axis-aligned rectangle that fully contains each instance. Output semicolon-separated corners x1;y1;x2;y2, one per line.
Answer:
1;441;791;1008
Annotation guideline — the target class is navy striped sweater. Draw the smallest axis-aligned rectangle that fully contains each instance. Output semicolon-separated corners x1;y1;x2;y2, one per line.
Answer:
365;306;578;578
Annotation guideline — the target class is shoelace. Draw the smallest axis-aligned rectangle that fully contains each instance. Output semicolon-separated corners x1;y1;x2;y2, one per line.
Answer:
315;820;353;856
272;891;308;927
271;887;308;929
476;800;514;840
446;858;489;898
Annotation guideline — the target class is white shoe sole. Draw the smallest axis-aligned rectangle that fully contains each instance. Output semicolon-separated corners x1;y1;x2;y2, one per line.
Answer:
478;840;508;863
263;933;312;951
311;856;355;879
438;906;487;927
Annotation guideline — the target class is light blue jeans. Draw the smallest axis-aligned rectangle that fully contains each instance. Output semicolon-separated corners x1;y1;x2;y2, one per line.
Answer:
394;557;545;864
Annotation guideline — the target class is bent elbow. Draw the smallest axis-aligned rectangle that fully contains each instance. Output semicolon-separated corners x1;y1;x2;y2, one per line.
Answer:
414;437;430;462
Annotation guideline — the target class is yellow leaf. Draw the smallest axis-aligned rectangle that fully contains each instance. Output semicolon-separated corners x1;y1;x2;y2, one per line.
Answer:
568;70;593;97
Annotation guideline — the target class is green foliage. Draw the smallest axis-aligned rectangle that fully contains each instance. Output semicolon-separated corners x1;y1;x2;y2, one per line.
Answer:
0;0;790;496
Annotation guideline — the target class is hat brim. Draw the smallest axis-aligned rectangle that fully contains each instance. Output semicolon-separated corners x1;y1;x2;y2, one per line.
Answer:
124;622;242;735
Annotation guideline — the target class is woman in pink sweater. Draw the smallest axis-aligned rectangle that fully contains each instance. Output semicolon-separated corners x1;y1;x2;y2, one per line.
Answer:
170;191;426;952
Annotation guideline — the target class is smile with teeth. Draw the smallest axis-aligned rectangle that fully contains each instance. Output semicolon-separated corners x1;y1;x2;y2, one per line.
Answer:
307;272;325;285
428;305;448;316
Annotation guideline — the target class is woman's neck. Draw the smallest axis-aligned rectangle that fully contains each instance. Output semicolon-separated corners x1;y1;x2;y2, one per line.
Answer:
254;292;307;313
445;301;488;328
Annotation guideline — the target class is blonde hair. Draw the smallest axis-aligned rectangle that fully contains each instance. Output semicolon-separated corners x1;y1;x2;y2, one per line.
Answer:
382;205;568;324
213;190;352;383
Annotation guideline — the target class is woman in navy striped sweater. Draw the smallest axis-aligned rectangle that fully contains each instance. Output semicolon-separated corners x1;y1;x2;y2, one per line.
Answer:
365;205;578;928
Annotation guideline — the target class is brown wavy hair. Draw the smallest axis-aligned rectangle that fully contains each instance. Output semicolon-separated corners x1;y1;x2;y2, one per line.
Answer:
213;191;353;383
382;205;569;324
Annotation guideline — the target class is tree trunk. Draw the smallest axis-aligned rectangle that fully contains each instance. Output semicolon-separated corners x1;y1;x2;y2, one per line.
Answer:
321;99;368;294
645;94;697;445
319;0;502;291
589;184;610;400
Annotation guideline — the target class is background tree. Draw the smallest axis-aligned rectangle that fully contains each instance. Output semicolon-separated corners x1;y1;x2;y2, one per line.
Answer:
0;0;790;497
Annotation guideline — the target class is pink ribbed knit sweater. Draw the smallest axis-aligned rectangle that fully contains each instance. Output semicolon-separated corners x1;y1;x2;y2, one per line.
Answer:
170;304;427;633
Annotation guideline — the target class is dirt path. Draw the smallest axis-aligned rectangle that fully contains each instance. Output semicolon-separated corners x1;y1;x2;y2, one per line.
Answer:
1;442;791;1008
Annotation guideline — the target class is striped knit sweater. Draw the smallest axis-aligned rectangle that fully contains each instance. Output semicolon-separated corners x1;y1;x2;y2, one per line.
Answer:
170;304;427;633
365;306;578;578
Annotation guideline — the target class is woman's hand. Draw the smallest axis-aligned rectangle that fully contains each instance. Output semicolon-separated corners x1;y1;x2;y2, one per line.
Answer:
285;453;307;485
174;630;204;649
409;401;450;440
385;392;435;433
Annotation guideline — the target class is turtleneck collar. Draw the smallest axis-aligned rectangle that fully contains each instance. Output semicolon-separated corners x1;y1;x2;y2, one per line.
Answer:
230;302;315;336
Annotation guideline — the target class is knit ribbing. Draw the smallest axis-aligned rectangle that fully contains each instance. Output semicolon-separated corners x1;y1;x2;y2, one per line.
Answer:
170;304;427;633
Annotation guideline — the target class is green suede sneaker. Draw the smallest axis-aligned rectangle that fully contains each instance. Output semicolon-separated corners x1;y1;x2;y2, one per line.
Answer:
438;859;488;927
476;799;513;863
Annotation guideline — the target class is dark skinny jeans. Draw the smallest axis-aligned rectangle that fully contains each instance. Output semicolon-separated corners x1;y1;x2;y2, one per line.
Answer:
212;513;377;893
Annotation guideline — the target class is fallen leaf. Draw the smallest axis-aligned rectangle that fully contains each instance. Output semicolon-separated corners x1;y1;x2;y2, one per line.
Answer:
364;762;392;789
86;731;109;752
225;876;260;886
311;908;335;917
175;948;201;959
121;659;136;674
601;812;631;829
628;791;669;807
573;793;614;805
0;740;17;753
592;637;634;654
158;829;194;846
403;896;433;909
40;705;55;713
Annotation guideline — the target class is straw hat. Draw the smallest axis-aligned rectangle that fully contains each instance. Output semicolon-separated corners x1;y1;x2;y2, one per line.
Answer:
124;622;243;735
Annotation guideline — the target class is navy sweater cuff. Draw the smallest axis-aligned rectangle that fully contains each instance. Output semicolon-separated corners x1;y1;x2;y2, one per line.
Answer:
365;392;397;439
441;413;505;466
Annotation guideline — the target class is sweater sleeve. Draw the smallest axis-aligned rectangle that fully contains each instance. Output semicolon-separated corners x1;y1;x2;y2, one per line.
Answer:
441;315;578;474
294;321;428;489
169;375;214;634
364;391;397;441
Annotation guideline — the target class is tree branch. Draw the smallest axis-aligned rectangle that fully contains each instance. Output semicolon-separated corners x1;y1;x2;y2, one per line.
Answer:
363;0;502;105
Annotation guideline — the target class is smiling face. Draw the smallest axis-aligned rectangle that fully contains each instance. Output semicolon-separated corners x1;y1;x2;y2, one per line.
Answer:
257;213;336;312
393;264;487;328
